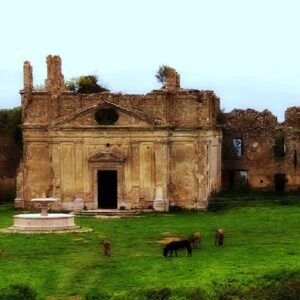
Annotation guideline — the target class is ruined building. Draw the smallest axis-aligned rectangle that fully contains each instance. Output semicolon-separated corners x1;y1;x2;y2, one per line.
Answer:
15;55;221;211
15;55;300;211
222;108;300;192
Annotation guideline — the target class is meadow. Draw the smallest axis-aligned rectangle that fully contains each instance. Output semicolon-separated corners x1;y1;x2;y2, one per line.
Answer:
1;202;300;299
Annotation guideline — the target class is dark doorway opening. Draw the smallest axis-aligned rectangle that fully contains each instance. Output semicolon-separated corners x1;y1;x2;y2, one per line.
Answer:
98;170;117;209
274;173;286;193
229;169;248;191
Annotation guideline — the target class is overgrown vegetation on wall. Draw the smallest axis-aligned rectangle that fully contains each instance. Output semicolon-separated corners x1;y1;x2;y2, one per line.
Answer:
65;75;109;94
155;65;169;86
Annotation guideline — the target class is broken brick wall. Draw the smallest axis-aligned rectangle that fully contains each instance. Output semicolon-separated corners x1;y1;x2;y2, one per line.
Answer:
222;108;300;191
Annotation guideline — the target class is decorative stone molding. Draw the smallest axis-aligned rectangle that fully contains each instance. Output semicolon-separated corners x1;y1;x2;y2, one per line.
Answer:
88;151;127;163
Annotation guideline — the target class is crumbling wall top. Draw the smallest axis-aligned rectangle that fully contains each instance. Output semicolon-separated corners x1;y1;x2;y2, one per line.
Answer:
164;67;180;92
45;55;65;94
23;61;33;93
223;109;278;130
285;106;300;129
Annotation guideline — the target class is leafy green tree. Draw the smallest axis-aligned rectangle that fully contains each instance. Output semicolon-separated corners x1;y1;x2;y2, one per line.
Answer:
155;65;169;86
6;107;22;146
65;75;108;94
0;110;9;128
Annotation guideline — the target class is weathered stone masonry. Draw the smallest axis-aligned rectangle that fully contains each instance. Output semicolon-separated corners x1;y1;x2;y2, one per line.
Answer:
15;56;222;211
222;108;300;191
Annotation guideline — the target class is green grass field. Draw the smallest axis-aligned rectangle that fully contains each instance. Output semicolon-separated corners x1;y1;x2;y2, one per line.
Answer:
1;203;300;299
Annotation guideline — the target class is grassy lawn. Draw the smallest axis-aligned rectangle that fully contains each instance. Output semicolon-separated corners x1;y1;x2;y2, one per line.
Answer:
1;203;300;299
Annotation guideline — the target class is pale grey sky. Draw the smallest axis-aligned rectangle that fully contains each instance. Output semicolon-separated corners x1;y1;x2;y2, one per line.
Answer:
1;0;300;121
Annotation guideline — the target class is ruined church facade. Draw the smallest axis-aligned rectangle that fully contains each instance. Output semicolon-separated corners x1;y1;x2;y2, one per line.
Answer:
16;56;222;211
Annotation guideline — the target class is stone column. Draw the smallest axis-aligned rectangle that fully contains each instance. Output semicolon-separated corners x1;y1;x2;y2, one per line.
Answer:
165;67;180;92
21;61;33;120
153;186;168;211
153;141;169;211
45;55;65;94
23;61;33;93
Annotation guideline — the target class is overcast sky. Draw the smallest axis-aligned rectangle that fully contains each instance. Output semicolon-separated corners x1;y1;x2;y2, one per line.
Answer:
1;0;300;121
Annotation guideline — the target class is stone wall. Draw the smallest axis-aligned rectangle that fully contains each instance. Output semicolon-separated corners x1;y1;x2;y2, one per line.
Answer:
222;108;300;191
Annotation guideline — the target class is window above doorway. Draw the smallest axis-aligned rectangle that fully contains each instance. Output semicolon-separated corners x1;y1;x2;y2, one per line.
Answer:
233;138;243;157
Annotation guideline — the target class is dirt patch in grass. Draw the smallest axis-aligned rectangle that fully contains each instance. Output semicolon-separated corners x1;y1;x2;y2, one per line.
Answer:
72;237;86;241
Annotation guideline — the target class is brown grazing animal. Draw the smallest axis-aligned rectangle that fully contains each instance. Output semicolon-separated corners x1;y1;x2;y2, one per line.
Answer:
103;240;111;256
215;229;224;246
189;232;201;249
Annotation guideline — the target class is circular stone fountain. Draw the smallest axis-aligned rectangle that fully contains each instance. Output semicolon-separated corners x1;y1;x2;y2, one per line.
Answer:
3;197;88;233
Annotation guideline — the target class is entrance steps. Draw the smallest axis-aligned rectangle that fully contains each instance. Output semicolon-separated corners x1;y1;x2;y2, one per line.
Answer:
75;209;141;217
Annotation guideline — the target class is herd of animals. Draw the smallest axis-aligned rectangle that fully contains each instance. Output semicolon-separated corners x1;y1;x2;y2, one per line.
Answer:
163;229;224;257
102;229;225;257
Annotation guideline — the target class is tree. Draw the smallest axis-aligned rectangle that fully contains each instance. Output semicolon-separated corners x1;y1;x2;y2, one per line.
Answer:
65;75;109;94
155;65;169;86
0;109;9;128
6;107;23;146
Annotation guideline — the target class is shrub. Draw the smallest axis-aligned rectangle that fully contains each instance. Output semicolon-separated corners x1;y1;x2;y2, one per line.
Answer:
6;107;22;146
155;65;169;86
0;283;37;300
85;288;111;300
65;75;108;94
186;288;207;300
0;185;16;203
145;287;171;300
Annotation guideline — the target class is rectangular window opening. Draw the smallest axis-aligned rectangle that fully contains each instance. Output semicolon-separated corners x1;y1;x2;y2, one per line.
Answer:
233;138;243;157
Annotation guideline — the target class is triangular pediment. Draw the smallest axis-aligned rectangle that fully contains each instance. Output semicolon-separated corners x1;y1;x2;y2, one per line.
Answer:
89;151;127;162
51;101;160;128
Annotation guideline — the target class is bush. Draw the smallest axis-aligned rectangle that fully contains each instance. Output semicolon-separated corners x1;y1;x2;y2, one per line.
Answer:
145;287;171;300
6;107;22;146
0;284;37;300
0;110;9;128
155;65;169;86
65;75;108;94
85;288;111;300
186;288;207;300
211;271;300;300
0;185;16;203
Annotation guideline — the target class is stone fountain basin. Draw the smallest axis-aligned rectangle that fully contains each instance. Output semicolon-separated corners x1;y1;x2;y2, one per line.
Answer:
12;213;78;232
